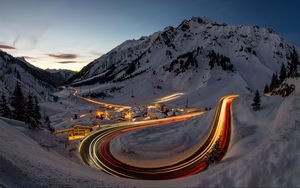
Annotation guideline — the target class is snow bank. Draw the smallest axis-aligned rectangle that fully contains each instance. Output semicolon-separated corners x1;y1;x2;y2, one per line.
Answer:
0;120;123;188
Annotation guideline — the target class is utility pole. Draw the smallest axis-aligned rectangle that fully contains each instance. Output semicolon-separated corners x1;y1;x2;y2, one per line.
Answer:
131;90;134;98
185;97;189;108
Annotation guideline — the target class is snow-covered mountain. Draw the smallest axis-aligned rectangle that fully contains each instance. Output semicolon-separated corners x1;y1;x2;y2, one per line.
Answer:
68;17;299;107
0;51;63;99
46;69;76;84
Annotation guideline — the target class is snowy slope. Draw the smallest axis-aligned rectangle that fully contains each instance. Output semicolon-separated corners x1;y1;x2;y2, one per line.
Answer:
1;81;299;187
0;51;62;99
69;17;300;107
0;119;122;188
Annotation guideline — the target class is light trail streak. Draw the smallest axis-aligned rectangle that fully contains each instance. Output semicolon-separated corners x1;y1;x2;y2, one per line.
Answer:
78;95;238;180
155;92;185;103
72;89;131;109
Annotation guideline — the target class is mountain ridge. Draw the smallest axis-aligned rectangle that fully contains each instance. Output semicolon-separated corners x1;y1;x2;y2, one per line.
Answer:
0;50;67;99
66;17;298;106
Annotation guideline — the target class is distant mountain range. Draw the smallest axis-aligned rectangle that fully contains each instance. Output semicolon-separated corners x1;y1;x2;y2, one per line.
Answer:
66;17;299;106
45;68;76;83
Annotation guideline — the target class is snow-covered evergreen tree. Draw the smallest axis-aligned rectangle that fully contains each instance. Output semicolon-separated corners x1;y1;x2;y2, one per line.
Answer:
252;90;261;111
0;95;11;118
279;63;287;83
206;138;221;165
270;73;279;91
10;82;25;121
264;84;269;94
33;96;42;127
25;95;35;129
287;47;299;78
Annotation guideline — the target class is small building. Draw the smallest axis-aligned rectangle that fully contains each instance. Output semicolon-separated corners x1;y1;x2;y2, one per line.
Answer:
95;111;111;120
54;125;93;141
147;108;166;119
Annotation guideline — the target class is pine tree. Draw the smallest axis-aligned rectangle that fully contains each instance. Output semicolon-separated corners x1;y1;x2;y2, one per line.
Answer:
205;138;221;165
279;63;287;83
33;96;41;127
10;82;25;120
24;95;35;129
252;90;261;111
264;84;269;94
45;115;50;123
270;73;279;91
0;95;11;118
287;47;299;78
185;97;189;108
45;115;54;132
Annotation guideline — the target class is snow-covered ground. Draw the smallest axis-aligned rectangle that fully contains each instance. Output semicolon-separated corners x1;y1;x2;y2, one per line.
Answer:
110;91;299;187
40;89;99;130
109;94;282;167
1;82;300;187
110;110;214;168
0;119;122;188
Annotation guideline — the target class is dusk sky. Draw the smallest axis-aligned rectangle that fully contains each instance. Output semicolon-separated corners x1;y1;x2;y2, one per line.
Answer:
0;0;299;71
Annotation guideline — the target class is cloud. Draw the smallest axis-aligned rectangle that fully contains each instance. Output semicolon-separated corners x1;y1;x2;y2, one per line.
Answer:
48;53;78;59
13;35;39;50
56;61;78;64
0;44;15;50
12;25;48;50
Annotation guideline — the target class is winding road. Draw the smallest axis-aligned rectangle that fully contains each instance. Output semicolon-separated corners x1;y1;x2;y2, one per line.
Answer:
78;94;238;180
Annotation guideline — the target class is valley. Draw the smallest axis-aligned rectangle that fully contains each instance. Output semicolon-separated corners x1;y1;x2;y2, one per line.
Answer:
0;9;299;187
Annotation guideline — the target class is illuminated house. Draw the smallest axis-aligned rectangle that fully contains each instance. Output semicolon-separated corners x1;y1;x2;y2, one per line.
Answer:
123;111;134;120
54;125;93;141
96;111;111;120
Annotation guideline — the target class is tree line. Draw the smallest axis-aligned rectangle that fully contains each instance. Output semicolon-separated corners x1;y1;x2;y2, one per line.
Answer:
0;82;42;129
264;47;299;93
252;47;299;111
